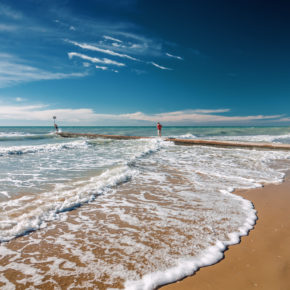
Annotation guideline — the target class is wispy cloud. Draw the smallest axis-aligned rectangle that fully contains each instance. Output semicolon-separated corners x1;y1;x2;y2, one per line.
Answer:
131;68;147;75
150;62;172;70
101;31;166;58
0;54;87;88
103;35;122;43
95;65;108;70
68;52;125;67
0;24;18;31
189;109;230;114
111;42;125;48
0;2;183;86
0;105;98;122
118;110;283;123
166;53;183;60
0;3;22;19
67;39;138;61
67;38;180;73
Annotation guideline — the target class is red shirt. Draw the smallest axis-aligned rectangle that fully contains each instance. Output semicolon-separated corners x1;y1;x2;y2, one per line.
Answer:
157;123;162;130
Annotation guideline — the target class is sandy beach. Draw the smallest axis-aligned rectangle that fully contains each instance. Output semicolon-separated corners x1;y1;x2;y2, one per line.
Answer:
162;172;290;290
1;127;290;289
1;0;290;288
3;169;289;290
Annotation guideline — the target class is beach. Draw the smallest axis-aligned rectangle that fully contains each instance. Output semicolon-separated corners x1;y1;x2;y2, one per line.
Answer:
163;172;290;290
2;0;290;288
2;168;290;290
1;126;290;289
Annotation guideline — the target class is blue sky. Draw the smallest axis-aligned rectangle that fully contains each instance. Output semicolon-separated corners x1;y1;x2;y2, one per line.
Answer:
0;0;290;126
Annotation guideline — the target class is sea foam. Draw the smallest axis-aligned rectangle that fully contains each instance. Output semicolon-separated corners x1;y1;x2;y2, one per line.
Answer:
1;127;290;289
0;138;164;242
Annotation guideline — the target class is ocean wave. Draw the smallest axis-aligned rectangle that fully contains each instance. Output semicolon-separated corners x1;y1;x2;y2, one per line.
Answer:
0;131;58;142
0;165;137;242
206;133;290;143
0;138;165;242
0;140;88;157
170;133;197;139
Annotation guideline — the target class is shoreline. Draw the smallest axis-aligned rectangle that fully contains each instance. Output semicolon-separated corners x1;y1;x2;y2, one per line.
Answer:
58;132;290;150
1;152;290;289
162;172;290;290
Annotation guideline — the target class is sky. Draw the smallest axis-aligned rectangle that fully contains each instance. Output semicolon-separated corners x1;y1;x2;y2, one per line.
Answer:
0;0;290;126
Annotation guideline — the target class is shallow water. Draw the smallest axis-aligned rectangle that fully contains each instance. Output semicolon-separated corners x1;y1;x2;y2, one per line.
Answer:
1;126;290;289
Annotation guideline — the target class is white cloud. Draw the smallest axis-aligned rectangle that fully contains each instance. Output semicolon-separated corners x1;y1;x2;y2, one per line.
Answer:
68;52;125;67
110;31;163;57
119;111;283;123
67;40;138;61
0;105;99;122
150;61;172;70
95;65;108;70
112;42;122;48
166;53;183;60
189;109;230;114
276;117;290;122
130;44;142;49
0;105;284;125
103;35;123;43
0;54;87;88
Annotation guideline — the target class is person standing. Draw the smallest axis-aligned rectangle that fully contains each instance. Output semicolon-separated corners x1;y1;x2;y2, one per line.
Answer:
157;122;162;137
53;116;58;132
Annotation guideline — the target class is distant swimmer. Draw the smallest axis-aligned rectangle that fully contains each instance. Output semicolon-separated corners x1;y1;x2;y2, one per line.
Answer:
157;122;162;137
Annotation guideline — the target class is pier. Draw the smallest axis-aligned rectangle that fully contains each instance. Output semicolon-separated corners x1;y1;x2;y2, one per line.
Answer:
57;132;290;150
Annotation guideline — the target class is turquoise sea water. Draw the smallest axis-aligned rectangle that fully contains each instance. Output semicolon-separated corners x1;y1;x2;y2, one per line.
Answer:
1;126;290;289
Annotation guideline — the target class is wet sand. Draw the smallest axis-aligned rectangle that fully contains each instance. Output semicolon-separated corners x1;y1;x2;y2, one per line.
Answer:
2;166;290;289
162;172;290;290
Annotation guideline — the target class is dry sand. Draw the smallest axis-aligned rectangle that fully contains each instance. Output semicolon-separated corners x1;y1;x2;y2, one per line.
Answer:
162;172;290;290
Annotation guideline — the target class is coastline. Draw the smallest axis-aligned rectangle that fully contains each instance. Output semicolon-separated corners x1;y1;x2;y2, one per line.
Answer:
162;171;290;290
1;131;290;290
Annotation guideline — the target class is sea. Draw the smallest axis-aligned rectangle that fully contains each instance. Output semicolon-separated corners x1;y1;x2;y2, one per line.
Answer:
1;126;290;289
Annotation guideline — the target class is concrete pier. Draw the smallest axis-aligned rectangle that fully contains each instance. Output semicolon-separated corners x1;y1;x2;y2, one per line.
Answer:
57;132;290;150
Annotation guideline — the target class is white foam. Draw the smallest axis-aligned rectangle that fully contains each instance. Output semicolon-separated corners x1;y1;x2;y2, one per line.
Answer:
125;214;254;289
0;138;165;242
0;191;10;198
1;133;290;289
207;133;290;143
121;144;289;289
0;140;88;156
0;131;35;137
173;133;197;139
